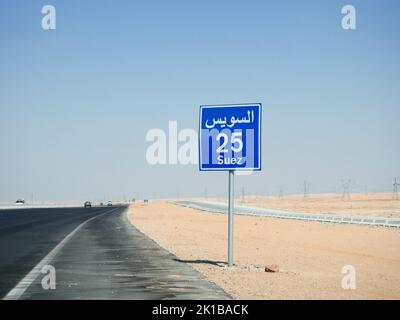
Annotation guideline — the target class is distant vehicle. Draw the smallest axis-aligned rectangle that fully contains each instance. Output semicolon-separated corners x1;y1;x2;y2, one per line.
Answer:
15;199;25;205
100;202;104;206
107;201;112;207
84;201;92;208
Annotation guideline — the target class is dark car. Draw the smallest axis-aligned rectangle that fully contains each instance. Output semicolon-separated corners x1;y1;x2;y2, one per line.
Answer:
15;199;25;205
84;201;92;208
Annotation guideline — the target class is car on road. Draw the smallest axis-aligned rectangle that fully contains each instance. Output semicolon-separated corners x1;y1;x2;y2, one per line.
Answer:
107;201;112;207
84;201;92;208
15;199;25;205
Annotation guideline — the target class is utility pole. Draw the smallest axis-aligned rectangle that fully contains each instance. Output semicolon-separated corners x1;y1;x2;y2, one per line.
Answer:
393;178;400;200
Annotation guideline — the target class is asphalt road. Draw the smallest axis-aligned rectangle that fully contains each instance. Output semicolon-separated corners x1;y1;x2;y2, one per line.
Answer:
0;206;229;299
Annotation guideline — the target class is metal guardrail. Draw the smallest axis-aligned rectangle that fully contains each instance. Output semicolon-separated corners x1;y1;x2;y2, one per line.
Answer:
175;200;400;228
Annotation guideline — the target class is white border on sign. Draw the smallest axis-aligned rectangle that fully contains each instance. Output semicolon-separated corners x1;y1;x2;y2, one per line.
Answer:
198;103;262;171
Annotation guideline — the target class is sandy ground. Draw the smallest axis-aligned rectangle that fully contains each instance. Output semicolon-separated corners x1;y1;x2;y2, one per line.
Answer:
208;192;400;217
128;201;400;300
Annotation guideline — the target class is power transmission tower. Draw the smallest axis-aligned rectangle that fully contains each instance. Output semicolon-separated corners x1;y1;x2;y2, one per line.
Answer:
341;179;351;200
393;178;400;200
279;187;284;199
303;180;309;199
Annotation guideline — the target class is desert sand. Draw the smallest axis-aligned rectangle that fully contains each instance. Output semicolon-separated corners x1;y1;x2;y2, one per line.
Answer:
128;199;400;299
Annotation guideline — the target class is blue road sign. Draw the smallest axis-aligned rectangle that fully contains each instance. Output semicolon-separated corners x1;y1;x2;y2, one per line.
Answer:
199;103;261;171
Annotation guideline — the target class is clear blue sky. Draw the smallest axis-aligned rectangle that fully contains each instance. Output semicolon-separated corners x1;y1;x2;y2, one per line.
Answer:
0;0;399;201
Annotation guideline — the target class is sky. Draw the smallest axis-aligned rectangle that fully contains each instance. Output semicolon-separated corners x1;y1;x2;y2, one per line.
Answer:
0;0;399;201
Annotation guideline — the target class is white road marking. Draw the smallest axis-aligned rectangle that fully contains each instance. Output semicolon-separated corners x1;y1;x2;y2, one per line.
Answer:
2;207;122;300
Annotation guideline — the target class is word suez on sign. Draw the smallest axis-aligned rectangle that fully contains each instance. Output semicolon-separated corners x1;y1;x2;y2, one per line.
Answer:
199;104;261;171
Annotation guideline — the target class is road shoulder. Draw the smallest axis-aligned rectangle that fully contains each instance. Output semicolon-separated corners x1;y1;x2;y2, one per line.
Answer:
20;206;229;299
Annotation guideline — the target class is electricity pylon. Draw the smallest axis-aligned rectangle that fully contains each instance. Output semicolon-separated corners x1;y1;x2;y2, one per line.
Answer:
303;180;309;199
341;179;351;200
393;178;400;200
279;187;284;199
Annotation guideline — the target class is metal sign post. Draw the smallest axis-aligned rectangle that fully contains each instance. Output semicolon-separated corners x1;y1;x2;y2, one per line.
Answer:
228;170;234;267
199;103;262;268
